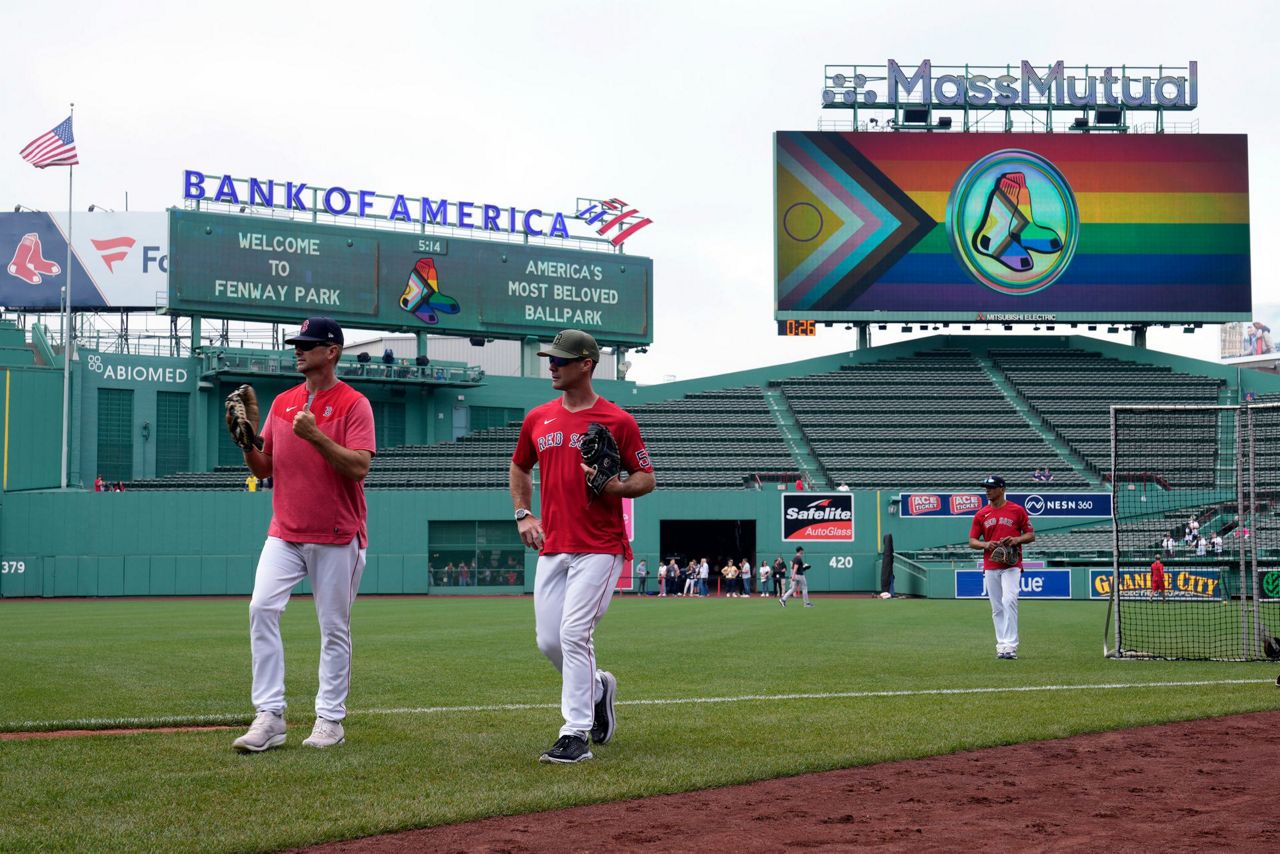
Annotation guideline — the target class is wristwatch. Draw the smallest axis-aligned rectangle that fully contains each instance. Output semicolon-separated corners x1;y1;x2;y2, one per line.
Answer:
514;508;532;521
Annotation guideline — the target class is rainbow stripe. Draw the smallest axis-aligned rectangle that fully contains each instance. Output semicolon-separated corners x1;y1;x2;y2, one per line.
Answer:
776;133;1250;315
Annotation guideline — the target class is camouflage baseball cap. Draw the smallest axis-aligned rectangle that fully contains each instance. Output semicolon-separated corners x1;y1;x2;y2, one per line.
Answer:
538;329;600;362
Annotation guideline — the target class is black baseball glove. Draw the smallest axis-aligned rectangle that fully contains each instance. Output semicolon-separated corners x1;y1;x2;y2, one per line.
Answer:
580;422;622;496
225;384;264;452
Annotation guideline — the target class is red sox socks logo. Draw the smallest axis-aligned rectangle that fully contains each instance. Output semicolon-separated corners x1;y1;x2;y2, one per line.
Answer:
6;233;61;285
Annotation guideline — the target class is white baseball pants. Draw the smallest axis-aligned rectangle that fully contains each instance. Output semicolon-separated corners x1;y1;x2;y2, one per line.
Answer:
534;552;622;738
984;567;1021;654
248;536;366;722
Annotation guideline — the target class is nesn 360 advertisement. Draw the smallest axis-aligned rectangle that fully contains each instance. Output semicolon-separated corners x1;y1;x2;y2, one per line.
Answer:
898;491;1111;518
775;132;1250;323
781;493;854;542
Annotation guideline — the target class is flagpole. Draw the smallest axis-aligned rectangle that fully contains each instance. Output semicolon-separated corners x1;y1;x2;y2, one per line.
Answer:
59;102;74;489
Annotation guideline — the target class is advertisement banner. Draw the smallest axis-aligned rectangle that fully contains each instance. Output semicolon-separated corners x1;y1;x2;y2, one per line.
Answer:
1259;569;1280;602
781;493;855;542
775;132;1250;323
1221;306;1276;362
955;566;1071;599
0;212;167;310
899;491;1111;518
167;210;653;345
1088;567;1224;600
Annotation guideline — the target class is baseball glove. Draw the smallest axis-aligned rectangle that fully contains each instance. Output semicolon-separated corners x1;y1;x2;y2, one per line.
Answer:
580;421;622;496
225;384;264;452
989;542;1022;567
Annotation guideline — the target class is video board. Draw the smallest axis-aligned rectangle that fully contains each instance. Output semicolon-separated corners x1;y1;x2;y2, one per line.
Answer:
168;210;653;345
775;132;1250;324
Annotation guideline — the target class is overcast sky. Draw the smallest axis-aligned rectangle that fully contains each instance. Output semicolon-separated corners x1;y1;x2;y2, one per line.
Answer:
2;0;1275;383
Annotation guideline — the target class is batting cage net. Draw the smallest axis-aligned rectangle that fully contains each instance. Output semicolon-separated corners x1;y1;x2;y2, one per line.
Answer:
1106;403;1280;661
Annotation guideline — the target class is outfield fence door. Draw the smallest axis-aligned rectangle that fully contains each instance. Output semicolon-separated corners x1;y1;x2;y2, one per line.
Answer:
1107;403;1280;660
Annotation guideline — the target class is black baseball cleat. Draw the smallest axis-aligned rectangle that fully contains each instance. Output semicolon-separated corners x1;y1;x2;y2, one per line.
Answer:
591;670;617;744
539;734;593;764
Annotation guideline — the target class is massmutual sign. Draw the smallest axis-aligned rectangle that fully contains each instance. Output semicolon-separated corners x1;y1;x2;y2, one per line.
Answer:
824;60;1198;110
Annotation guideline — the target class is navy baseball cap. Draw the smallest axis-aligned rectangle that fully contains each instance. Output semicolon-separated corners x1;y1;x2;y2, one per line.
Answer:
285;317;344;346
981;475;1006;488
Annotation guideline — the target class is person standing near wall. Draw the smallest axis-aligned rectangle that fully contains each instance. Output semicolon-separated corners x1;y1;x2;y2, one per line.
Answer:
968;475;1036;660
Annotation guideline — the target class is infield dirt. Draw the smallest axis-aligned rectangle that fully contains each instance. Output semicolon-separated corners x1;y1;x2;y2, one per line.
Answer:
301;709;1280;853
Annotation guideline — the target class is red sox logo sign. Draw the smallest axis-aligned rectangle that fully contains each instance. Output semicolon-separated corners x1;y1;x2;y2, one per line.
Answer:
6;233;61;285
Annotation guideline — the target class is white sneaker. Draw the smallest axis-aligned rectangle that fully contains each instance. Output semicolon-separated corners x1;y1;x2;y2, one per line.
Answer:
302;718;345;748
232;711;286;753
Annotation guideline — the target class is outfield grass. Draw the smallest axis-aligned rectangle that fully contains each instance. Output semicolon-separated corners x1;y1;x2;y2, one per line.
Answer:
2;595;1277;852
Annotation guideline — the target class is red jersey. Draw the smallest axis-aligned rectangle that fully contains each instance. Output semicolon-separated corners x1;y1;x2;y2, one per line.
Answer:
512;396;652;559
970;501;1033;570
1151;559;1166;590
261;381;376;547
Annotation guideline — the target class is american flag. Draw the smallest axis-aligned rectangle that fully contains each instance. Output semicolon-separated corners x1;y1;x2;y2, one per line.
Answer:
20;116;79;168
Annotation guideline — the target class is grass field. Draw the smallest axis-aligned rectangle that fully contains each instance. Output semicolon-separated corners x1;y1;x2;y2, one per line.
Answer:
3;595;1277;852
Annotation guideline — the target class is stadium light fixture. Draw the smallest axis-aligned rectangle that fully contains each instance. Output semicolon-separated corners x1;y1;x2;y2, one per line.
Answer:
1003;324;1013;331
877;324;887;331
1087;325;1097;331
1033;325;1041;331
13;204;39;212
1107;326;1120;333
901;325;912;333
1183;326;1196;334
635;347;649;354
961;325;971;331
87;204;114;212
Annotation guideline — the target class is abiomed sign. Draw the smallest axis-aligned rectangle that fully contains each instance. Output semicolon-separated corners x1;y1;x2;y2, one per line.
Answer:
824;60;1197;110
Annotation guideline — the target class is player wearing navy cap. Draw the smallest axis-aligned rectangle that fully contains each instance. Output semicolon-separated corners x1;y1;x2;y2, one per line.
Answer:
968;475;1035;659
230;317;377;752
510;329;656;764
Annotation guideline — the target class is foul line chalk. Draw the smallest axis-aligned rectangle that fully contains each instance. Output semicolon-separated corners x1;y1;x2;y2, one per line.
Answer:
5;678;1269;734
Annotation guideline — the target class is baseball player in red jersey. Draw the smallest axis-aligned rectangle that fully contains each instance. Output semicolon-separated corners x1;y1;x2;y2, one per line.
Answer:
968;475;1035;660
1150;554;1167;602
230;317;376;752
509;329;656;764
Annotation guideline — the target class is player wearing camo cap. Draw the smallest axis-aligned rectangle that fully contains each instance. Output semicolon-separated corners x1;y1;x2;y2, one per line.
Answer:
509;329;656;764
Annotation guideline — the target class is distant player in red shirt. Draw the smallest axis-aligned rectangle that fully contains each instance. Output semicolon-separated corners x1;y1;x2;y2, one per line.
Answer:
968;475;1036;660
1150;554;1167;602
230;317;376;753
510;329;656;764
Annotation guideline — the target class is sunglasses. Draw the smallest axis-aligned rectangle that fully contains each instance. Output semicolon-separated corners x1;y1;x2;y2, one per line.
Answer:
548;356;585;368
294;341;332;352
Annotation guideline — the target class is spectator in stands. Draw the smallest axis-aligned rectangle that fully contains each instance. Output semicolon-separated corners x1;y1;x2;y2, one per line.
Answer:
1189;517;1200;537
758;560;771;596
94;474;104;492
698;558;710;597
773;556;788;597
441;562;453;586
635;559;648;595
1032;467;1044;482
381;348;395;365
245;474;259;493
656;561;667;597
1213;533;1224;554
795;478;804;491
836;482;850;491
1164;535;1176;556
262;476;273;490
740;557;752;597
1195;536;1207;557
1043;468;1054;482
458;560;471;586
